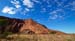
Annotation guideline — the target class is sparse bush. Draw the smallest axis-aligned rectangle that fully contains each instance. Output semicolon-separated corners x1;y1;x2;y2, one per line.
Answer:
49;31;56;34
0;32;13;39
0;19;8;26
66;39;72;41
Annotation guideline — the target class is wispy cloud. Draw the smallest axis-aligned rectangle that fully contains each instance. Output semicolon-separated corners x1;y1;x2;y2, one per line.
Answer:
25;8;30;11
2;0;33;15
2;6;16;14
41;8;47;13
49;14;58;20
32;0;41;4
54;0;64;7
19;8;30;15
10;0;21;8
70;1;75;11
23;0;34;8
49;9;65;20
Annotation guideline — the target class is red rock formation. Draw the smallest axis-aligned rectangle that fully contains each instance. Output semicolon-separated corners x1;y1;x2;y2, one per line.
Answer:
0;16;66;34
0;16;49;34
20;19;49;34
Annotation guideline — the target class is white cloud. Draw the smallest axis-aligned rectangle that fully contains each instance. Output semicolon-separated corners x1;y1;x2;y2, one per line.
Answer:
50;10;57;14
11;0;21;8
25;8;30;11
15;4;21;8
23;0;33;8
19;8;30;15
32;0;41;4
50;9;64;14
11;0;20;5
64;1;75;11
2;6;16;14
49;9;65;20
9;0;33;15
49;10;58;20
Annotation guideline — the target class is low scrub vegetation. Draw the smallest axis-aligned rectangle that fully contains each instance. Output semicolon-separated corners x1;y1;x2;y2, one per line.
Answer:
0;34;75;41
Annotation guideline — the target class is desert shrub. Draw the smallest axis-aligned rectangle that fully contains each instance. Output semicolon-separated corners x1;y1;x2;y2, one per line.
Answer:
66;39;72;41
49;31;56;34
0;32;13;38
0;19;8;26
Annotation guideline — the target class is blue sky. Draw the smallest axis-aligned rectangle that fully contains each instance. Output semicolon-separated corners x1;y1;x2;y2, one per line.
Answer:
0;0;75;33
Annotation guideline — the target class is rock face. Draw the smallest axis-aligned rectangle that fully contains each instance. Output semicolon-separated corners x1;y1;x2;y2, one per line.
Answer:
0;16;24;33
0;16;49;34
20;19;49;34
0;16;66;34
